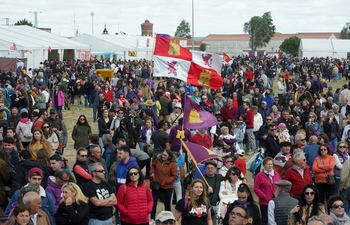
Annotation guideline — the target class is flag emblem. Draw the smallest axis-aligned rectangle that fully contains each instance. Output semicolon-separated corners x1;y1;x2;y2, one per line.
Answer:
167;61;178;76
189;108;203;124
202;54;213;67
198;70;212;86
168;41;181;56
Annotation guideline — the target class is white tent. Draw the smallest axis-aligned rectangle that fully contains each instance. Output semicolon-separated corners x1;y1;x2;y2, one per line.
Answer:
0;25;90;69
299;39;350;59
71;34;155;60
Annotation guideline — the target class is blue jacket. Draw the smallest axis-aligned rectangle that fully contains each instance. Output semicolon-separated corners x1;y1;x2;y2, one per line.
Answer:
6;185;56;225
116;157;139;188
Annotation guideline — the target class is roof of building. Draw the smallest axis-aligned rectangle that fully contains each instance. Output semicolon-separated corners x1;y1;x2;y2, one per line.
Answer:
170;37;205;47
203;32;341;41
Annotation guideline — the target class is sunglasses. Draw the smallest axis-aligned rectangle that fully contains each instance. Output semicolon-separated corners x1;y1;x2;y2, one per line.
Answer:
301;139;306;142
339;146;348;149
129;172;139;176
94;170;105;173
304;191;315;196
80;154;88;158
121;123;126;126
226;160;233;163
269;128;277;131
59;177;70;182
43;126;50;128
320;148;328;151
229;211;245;218
231;173;238;176
118;112;124;114
79;118;85;121
332;204;344;209
266;119;272;121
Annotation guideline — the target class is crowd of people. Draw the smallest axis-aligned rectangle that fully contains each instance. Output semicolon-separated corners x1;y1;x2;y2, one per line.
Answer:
0;55;350;225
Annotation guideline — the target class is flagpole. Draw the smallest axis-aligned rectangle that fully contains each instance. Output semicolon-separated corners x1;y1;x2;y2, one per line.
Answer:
180;140;210;187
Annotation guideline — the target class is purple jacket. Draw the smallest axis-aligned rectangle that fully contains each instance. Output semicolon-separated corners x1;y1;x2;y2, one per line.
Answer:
169;125;192;151
46;176;63;208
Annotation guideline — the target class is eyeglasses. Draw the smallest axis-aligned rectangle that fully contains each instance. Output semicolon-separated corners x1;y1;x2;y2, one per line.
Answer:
59;177;70;182
339;146;348;149
118;112;124;114
129;172;139;176
304;191;315;196
94;170;105;173
320;148;328;151
80;154;88;158
332;204;344;209
231;173;238;176
229;211;245;218
43;126;50;128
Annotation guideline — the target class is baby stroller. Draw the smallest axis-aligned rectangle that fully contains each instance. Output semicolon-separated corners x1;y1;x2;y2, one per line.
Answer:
216;194;238;224
246;148;265;178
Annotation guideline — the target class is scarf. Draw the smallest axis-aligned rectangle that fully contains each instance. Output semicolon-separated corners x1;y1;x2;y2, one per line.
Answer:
237;200;251;208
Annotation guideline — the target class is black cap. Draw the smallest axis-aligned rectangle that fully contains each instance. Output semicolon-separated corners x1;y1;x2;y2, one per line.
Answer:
279;141;292;147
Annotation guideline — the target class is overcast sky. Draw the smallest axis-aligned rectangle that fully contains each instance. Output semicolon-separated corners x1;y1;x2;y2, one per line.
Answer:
1;0;348;38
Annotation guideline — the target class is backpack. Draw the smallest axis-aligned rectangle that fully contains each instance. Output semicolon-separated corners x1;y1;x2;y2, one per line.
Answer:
22;122;33;139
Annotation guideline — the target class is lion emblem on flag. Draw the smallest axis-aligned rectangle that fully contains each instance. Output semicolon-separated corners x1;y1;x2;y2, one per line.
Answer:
167;61;178;76
168;41;180;56
202;54;213;67
198;70;212;86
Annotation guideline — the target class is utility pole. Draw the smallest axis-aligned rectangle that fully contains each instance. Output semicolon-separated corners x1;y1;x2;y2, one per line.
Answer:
73;11;76;36
90;11;94;34
191;0;194;50
29;11;42;28
3;18;10;26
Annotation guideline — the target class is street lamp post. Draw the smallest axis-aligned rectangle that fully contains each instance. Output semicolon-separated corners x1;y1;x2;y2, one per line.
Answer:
191;0;194;50
29;11;42;28
90;11;94;34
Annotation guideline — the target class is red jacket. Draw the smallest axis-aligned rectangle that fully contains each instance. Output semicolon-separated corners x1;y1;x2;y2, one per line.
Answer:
221;105;237;122
312;155;335;183
245;71;254;81
116;182;153;224
245;109;254;129
284;165;313;199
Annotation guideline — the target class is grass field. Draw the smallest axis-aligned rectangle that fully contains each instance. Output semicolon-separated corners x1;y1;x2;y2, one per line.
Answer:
61;77;349;216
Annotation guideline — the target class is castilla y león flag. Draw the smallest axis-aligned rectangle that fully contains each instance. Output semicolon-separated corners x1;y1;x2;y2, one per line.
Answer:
183;96;218;129
153;35;223;90
222;52;231;63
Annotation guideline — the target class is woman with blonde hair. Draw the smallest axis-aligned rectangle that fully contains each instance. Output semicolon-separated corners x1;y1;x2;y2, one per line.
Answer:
218;126;236;154
174;179;212;225
28;128;52;160
54;182;89;225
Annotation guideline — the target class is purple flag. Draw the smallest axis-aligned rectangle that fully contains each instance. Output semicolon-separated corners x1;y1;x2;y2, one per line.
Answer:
181;140;221;165
248;51;255;59
156;33;170;39
183;96;218;129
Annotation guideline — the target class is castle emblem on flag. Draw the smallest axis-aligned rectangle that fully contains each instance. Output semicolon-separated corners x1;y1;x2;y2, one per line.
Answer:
198;70;212;86
168;41;181;56
189;109;203;124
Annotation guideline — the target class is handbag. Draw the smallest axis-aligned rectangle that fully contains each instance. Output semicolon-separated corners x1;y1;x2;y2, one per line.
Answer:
326;174;335;185
150;181;160;191
319;156;335;185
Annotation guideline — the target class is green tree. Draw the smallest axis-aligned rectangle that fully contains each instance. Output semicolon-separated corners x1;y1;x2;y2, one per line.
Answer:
340;22;350;39
175;20;191;39
243;12;276;51
14;19;33;26
279;36;301;56
199;43;206;51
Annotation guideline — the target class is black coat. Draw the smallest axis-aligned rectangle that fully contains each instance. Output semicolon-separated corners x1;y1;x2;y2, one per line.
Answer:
265;134;280;158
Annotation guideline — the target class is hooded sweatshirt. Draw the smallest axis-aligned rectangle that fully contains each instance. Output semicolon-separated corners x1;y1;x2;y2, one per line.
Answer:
46;176;63;208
